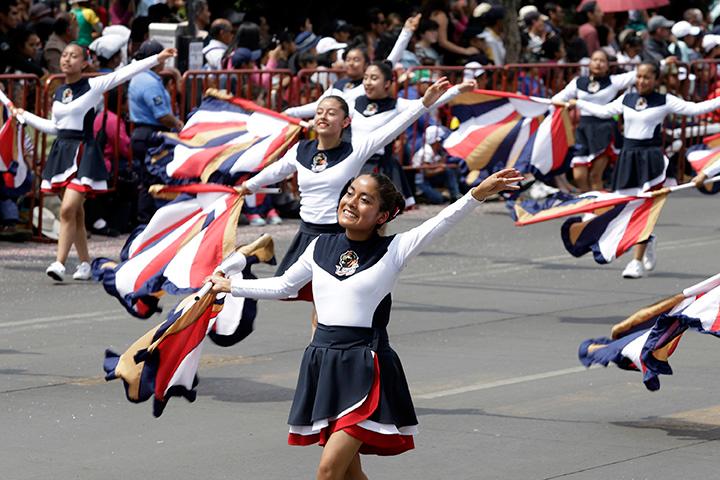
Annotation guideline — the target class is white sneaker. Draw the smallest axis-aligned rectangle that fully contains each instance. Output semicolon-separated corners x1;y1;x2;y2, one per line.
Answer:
72;261;92;280
642;235;656;271
46;261;66;281
622;259;644;279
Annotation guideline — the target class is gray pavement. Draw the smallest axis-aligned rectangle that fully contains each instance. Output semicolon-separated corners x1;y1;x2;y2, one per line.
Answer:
1;191;719;480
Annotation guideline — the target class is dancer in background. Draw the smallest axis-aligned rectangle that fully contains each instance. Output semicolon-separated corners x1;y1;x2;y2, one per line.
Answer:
12;43;176;281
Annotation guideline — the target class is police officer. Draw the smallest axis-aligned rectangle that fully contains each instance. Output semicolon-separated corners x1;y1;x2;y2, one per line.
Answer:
128;39;183;223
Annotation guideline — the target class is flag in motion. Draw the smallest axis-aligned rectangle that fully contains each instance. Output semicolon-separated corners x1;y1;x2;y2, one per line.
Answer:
579;273;720;390
443;90;573;177
0;109;30;190
686;132;720;194
92;184;274;318
103;237;274;417
510;190;636;226
147;89;303;185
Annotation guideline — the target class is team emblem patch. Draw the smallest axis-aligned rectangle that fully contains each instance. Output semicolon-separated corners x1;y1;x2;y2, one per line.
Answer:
343;82;355;91
311;152;328;172
587;80;599;93
61;88;73;104
153;95;164;106
635;97;647;111
363;102;378;116
335;250;360;277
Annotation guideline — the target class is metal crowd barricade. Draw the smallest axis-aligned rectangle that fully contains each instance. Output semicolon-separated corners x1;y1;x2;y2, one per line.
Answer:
180;69;294;117
293;68;347;107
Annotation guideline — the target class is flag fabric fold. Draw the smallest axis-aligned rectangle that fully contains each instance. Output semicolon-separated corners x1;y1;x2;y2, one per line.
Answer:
103;242;274;417
147;90;302;185
579;273;720;390
509;190;635;226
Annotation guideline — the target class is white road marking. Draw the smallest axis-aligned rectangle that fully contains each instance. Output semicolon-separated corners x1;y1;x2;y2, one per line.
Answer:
416;365;595;399
0;310;123;329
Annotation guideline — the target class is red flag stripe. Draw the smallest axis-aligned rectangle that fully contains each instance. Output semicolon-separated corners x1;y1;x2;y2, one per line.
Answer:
615;200;653;257
179;121;247;139
130;208;204;258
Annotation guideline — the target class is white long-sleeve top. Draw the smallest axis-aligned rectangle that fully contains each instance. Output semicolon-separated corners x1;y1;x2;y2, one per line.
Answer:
577;92;720;141
244;100;428;224
21;55;160;135
284;28;414;119
551;71;636;117
231;192;483;328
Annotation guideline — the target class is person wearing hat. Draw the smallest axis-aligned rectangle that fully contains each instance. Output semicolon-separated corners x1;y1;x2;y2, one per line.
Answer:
476;4;506;66
411;125;460;204
578;1;603;56
69;0;102;47
643;15;674;63
669;21;701;63
128;40;182;225
703;34;720;59
89;33;126;72
11;42;176;281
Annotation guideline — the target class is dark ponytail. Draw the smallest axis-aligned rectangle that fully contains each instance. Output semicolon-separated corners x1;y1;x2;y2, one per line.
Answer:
368;173;405;226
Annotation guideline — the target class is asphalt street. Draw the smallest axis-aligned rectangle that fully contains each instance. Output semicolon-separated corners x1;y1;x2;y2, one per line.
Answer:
1;191;719;480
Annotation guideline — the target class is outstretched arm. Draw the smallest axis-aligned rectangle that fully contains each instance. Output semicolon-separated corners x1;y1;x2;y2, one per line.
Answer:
572;95;625;118
88;48;176;93
212;238;315;299
391;169;523;268
610;70;637;91
551;77;578;104
385;14;419;65
284;87;343;119
666;94;720;117
241;143;299;193
15;109;58;135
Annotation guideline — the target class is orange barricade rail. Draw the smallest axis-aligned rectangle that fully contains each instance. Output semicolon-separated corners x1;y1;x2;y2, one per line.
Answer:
180;69;294;116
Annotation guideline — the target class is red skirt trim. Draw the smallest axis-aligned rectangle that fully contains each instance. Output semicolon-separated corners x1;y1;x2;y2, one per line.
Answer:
287;354;415;455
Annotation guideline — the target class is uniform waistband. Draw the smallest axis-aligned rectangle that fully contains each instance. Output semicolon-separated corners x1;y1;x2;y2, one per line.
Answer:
311;324;389;351
623;137;662;149
57;129;85;140
299;220;344;235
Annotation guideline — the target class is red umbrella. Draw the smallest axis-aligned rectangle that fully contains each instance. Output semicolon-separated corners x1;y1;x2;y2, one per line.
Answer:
576;0;669;13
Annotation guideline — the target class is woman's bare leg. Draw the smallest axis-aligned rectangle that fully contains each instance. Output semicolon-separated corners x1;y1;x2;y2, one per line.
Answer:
572;164;590;192
588;155;609;191
316;430;363;480
73;193;90;262
56;189;85;264
311;307;318;340
344;453;368;480
634;242;647;261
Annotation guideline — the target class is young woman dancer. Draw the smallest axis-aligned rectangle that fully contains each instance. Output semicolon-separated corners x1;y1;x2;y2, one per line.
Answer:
210;167;523;480
566;62;720;278
12;43;176;281
551;49;636;192
238;77;472;300
283;14;419;119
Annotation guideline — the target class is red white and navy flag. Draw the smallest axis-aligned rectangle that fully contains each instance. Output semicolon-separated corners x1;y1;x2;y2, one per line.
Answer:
580;273;720;390
561;194;667;264
92;185;252;318
0;111;30;190
103;242;273;416
147;91;302;185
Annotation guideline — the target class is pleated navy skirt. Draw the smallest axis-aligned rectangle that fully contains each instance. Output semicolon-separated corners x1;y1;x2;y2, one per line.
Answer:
42;129;108;194
611;138;667;193
572;116;619;167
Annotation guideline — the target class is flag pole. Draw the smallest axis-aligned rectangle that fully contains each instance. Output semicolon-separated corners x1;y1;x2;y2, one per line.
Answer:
640;175;720;197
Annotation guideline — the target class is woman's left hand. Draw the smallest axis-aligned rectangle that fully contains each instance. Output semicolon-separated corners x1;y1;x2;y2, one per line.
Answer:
457;80;476;94
158;48;178;62
471;168;524;201
205;274;232;294
404;13;421;32
691;171;708;188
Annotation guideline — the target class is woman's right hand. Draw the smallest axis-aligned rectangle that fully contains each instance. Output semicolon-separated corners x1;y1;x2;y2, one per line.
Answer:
404;13;421;32
692;171;708;188
158;48;178;62
10;107;25;118
421;76;451;107
207;274;232;294
554;99;576;109
236;182;252;196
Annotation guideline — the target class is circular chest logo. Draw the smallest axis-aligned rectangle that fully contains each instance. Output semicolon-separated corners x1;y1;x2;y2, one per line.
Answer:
635;97;648;111
363;102;378;116
335;250;360;277
61;88;74;104
587;80;600;93
311;152;328;172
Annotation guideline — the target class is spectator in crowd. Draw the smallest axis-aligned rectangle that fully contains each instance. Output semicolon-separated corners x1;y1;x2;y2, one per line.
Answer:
562;24;589;62
616;29;642;66
264;29;296;70
423;0;477;65
203;19;233;70
684;8;704;27
89;33;126;72
522;9;548;63
643;15;674;63
0;0;22;74
448;0;469;43
148;3;176;24
6;24;45;77
669;20;701;63
45;13;79;74
411;125;460;204
128;15;150;58
357;7;386;60
191;0;210;38
702;34;720;59
134;0;160;17
596;24;618;58
222;21;261;69
415;19;442;65
29;3;54;44
315;37;347;84
70;0;102;47
579;1;603;55
231;47;261;69
290;31;320;73
544;2;564;36
330;19;352;45
541;34;566;63
110;0;134;26
128;40;183;224
476;4;506;66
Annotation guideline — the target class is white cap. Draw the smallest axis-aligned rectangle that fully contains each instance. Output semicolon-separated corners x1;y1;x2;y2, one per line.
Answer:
89;34;127;60
102;25;131;42
672;20;701;39
463;61;485;81
473;2;492;18
703;34;720;53
518;5;548;21
425;125;449;145
316;37;348;55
